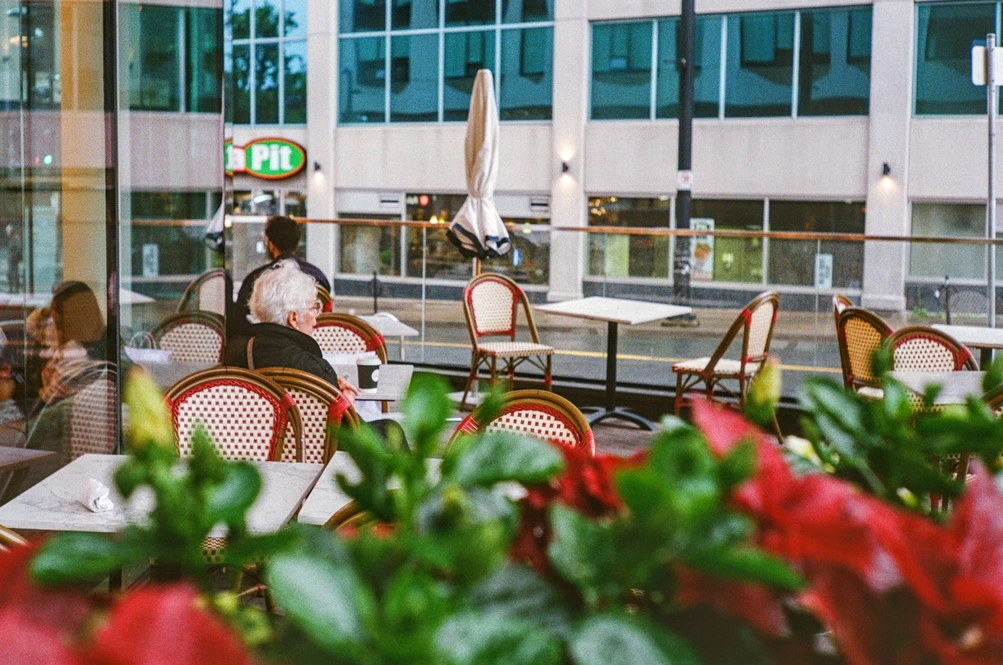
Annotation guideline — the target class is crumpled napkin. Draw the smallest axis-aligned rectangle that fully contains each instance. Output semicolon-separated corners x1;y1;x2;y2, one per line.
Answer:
82;478;114;513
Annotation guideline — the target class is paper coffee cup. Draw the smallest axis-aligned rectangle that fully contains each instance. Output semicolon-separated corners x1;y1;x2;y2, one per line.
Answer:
357;357;380;392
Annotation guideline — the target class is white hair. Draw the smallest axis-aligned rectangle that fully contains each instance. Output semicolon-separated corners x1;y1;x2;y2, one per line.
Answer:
249;259;317;326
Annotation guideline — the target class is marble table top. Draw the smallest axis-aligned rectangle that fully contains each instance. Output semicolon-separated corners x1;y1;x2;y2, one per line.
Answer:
328;363;414;402
298;451;441;526
0;454;323;534
932;324;1003;349
536;296;693;326
887;371;987;406
359;314;420;337
134;360;218;390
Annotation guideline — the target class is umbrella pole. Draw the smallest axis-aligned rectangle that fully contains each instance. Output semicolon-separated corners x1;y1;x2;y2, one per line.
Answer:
473;257;481;276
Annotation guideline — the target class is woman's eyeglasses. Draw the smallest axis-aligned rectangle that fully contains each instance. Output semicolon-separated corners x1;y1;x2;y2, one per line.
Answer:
309;301;322;315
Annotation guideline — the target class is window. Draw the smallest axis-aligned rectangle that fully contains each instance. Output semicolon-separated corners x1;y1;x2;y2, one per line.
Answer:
725;12;794;117
768;201;865;288
230;0;308;124
340;214;403;277
591;22;654;120
656;16;722;119
587;197;670;279
128;192;214;279
798;7;871;116
339;0;553;123
916;2;996;115
911;203;986;279
691;199;763;283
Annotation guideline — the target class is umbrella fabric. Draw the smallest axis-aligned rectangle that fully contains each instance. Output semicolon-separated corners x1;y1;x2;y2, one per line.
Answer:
204;202;225;252
447;69;511;259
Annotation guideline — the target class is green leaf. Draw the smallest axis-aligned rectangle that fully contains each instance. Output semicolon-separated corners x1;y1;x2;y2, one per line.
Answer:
204;461;261;525
685;547;803;591
570;614;700;665
448;432;564;487
469;564;573;637
718;442;757;490
403;373;454;456
985;355;1003;393
113;457;148;498
436;612;562;665
31;532;131;585
190;424;224;484
547;504;615;606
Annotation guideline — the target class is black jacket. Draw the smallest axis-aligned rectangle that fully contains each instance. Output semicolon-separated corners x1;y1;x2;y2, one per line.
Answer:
228;254;331;338
224;323;340;386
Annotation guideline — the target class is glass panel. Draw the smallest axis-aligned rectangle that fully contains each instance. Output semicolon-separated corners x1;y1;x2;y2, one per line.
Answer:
187;8;223;113
255;42;280;123
255;0;280;38
341;0;387;33
232;0;252;40
284;0;308;37
590;22;653;120
446;0;495;27
283;190;307;217
911;203;986;279
128;193;210;296
690;199;764;283
405;193;470;278
393;0;439;30
798;7;870;116
482;220;550;284
127;5;181;111
233;44;251;123
444;30;496;120
768;201;865;288
390;34;438;122
501;0;553;24
656;16;722;119
915;3;994;115
284;39;307;123
499;27;552;120
587;197;670;278
339;37;387;123
725;12;794;117
339;215;402;276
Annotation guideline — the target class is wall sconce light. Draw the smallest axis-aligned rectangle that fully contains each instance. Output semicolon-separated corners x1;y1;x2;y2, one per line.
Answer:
313;161;322;172
561;161;570;174
882;162;891;176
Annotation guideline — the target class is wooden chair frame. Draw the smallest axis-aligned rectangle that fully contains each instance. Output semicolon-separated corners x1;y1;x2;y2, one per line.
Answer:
317;284;333;313
836;306;894;392
0;524;27;551
672;291;780;415
178;268;228;316
461;273;554;410
832;293;854;328
151;312;226;364
312;313;388;363
164;366;303;462
887;326;978;372
256;367;360;464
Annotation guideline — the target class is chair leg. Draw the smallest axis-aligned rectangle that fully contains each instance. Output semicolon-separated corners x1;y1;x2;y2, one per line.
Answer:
489;356;498;387
544;355;552;391
674;374;685;415
460;353;479;410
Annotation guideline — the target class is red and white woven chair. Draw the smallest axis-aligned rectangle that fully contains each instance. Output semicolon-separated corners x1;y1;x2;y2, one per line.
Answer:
448;389;594;455
178;269;228;317
832;293;854;328
317;284;334;313
461;273;554;410
152;312;225;365
836;306;894;399
257;367;360;464
672;291;780;414
887;326;977;373
164;367;303;463
311;313;388;362
67;363;118;460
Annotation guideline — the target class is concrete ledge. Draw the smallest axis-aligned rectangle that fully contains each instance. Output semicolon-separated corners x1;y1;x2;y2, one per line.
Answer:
861;294;906;312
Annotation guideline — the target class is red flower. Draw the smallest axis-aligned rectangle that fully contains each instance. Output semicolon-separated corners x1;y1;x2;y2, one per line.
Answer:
675;565;789;637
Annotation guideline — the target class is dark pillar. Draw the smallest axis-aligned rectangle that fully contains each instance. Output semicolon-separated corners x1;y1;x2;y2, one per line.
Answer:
673;0;695;304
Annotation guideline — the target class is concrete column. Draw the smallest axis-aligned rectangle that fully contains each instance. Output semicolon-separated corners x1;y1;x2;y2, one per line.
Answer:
548;0;589;302
862;0;912;312
305;0;337;284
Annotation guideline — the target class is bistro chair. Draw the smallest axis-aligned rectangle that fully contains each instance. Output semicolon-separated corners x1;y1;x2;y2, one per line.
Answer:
832;293;854;328
941;280;990;325
178;269;228;317
152;312;225;365
836;306;894;399
164;366;303;463
317;284;334;313
887;326;977;373
672;291;780;415
257;367;360;464
0;524;26;552
312;313;388;362
448;389;594;455
460;273;554;410
67;363;118;460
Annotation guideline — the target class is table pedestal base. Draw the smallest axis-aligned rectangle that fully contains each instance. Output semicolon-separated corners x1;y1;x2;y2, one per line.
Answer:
582;406;656;431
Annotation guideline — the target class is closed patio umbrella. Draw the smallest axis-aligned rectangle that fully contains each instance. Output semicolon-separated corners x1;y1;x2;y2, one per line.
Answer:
447;69;510;261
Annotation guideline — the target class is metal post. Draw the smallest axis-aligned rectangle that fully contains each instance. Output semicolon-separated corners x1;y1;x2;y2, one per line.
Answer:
673;0;695;304
990;33;998;327
372;270;379;313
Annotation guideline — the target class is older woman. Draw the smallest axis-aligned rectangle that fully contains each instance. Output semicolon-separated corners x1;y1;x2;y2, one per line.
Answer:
224;260;358;401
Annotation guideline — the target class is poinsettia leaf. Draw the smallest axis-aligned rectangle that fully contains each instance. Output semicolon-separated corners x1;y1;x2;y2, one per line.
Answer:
468;564;574;637
31;532;131;586
435;611;562;665
448;432;564;487
684;546;804;591
189;423;224;484
547;504;615;606
203;461;261;526
718;442;757;490
570;613;700;665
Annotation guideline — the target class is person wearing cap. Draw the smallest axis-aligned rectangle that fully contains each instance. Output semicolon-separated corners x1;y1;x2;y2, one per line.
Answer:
228;215;330;339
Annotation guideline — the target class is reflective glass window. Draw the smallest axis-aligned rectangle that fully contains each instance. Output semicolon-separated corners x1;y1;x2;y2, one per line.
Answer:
233;44;251;123
502;0;553;24
393;0;439;30
911;203;986;279
339;37;387;122
390;34;438;121
255;43;280;123
690;200;764;283
405;194;471;279
284;0;308;37
446;0;495;27
500;27;552;120
340;214;403;276
725;12;794;117
187;8;223;113
768;201;865;288
798;7;870;116
255;0;280;38
655;16;721;119
591;22;653;120
587;197;670;279
916;3;995;115
127;5;181;111
444;30;496;120
341;0;387;33
232;0;252;40
284;40;307;123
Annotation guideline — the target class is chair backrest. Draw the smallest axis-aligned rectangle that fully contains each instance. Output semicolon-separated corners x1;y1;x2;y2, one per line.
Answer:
463;272;541;347
0;524;26;552
152;312;225;364
984;383;1003;416
256;367;360;464
317;284;334;313
68;363;117;460
942;283;990;325
832;293;854;328
164;367;302;462
449;389;595;455
836;307;894;390
311;313;388;362
887;326;978;372
178;269;228;316
704;291;780;375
